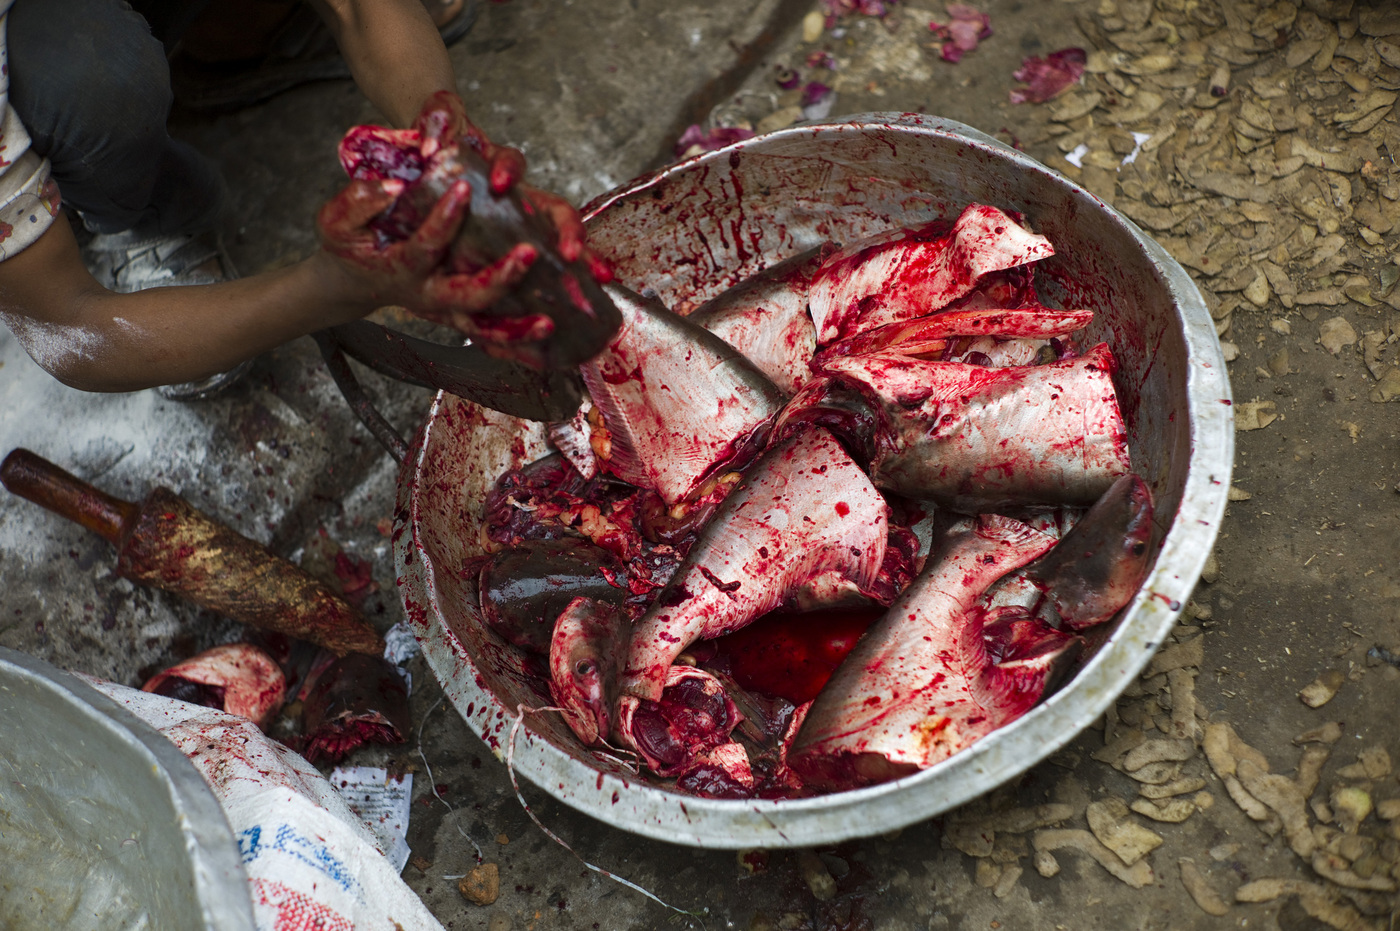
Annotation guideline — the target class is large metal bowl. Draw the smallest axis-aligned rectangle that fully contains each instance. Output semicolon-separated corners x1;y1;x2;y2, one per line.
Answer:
394;114;1233;848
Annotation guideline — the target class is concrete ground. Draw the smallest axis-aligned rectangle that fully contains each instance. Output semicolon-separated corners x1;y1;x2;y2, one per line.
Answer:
3;0;1400;928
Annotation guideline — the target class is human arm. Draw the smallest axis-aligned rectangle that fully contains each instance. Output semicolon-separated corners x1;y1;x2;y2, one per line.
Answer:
309;2;597;268
306;0;458;130
0;182;533;392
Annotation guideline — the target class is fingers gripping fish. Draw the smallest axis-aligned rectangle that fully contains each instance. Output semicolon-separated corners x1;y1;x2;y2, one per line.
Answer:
619;427;889;703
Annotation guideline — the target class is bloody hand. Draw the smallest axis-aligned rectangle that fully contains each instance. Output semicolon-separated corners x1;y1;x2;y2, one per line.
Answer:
316;174;538;321
406;91;609;279
341;95;610;285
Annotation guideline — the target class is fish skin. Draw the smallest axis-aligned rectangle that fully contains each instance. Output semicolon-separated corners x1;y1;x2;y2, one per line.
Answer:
477;539;629;654
808;205;1055;345
790;514;1061;789
619;427;889;703
1024;472;1155;629
581;284;788;506
780;342;1131;510
549;597;631;747
688;244;835;394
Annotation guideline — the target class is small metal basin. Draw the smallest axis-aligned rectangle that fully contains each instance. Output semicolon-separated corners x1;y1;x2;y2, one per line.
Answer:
394;113;1234;848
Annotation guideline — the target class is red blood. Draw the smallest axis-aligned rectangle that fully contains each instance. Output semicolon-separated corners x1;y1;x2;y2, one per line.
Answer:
677;762;751;799
708;607;881;704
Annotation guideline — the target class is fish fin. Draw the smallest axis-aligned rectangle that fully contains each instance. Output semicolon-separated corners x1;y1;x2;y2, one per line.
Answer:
1079;341;1117;373
949;205;1055;279
973;513;1057;555
579;360;652;488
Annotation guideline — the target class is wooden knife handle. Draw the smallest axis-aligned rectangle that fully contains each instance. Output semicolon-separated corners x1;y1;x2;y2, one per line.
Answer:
0;448;137;546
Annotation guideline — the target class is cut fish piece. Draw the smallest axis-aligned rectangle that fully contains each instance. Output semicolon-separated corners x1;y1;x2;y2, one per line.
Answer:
620;427;888;702
815;305;1092;365
777;343;1131;510
581;284;788;505
791;514;1069;789
615;666;745;777
688;244;835;394
808;205;1054;344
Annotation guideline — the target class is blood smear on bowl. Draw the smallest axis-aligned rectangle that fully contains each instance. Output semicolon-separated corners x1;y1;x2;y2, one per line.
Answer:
394;113;1233;849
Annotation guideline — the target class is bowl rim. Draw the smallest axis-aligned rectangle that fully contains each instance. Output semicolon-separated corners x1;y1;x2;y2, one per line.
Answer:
397;112;1235;848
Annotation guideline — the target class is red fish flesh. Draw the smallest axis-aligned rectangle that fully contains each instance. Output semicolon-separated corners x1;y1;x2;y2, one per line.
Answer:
549;597;630;747
620;427;888;702
582;284;789;506
701;606;883;705
297;653;411;764
777;342;1131;510
687;243;836;394
790;514;1075;789
615;666;747;781
807;205;1054;344
482;453;646;561
142;642;286;729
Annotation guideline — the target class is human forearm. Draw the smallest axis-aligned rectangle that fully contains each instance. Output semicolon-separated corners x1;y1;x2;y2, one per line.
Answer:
1;244;374;393
2;181;523;393
310;0;457;127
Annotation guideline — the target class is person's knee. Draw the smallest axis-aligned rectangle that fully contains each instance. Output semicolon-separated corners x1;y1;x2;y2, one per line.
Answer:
8;0;174;160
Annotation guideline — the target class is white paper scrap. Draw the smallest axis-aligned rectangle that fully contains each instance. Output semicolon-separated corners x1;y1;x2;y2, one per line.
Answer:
1120;131;1152;167
331;766;414;873
382;621;421;667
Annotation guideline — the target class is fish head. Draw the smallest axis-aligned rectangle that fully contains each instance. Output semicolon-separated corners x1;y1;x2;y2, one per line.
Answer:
565;654;611;740
549;597;630;746
1037;472;1155;629
614;666;744;777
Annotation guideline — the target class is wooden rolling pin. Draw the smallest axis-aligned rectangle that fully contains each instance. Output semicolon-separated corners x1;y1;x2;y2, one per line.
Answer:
1;448;383;656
